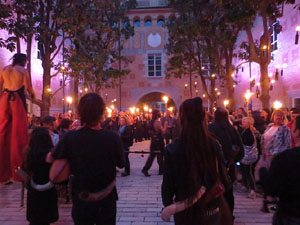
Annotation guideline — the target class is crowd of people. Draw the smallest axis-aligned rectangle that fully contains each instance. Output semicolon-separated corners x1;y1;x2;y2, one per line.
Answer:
0;54;299;225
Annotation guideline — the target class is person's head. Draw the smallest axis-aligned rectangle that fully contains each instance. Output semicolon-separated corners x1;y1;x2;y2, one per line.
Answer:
237;107;245;115
271;109;285;125
25;127;53;172
179;97;217;203
59;118;72;130
151;109;161;121
12;53;27;67
261;108;270;120
77;93;105;127
290;108;300;122
41;116;56;131
241;117;254;129
111;110;118;121
214;107;230;123
119;117;126;127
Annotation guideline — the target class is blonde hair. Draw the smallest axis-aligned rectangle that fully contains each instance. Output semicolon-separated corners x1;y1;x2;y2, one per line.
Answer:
270;109;285;123
242;117;254;126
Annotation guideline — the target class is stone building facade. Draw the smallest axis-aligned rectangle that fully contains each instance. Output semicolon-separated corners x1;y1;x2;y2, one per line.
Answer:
1;0;300;115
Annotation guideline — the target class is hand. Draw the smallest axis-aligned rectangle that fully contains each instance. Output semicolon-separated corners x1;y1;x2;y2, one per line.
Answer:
161;204;176;222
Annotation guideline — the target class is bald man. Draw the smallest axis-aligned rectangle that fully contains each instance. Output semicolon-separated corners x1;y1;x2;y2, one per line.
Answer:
0;53;35;184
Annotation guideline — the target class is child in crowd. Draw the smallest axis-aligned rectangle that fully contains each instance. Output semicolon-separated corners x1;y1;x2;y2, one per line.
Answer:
24;127;58;225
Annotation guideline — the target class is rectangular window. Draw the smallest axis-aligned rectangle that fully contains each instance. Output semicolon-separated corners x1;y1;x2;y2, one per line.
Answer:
294;98;300;109
271;20;280;53
148;54;162;77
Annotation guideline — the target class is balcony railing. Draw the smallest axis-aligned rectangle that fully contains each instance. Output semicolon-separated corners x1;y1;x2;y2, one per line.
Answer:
136;0;168;8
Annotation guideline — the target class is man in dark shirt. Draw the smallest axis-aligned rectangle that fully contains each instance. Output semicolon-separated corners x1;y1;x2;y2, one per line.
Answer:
264;148;300;225
50;93;124;225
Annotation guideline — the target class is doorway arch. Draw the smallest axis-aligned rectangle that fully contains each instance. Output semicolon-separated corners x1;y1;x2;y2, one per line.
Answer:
136;92;176;113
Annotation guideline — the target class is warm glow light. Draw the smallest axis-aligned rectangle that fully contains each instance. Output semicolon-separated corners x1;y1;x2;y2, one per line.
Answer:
113;98;117;102
217;92;221;95
66;96;73;104
211;74;215;78
136;108;140;112
194;81;198;86
201;66;205;69
214;88;218;91
271;79;275;84
111;105;115;109
256;82;260;86
162;96;169;103
244;90;254;101
129;107;135;114
60;66;66;71
47;88;52;92
223;100;229;107
84;88;88;92
168;107;174;112
149;109;152;113
203;94;206;98
233;84;236;88
184;83;188;88
273;101;283;110
296;26;300;31
231;73;235;77
144;105;149;112
268;73;273;77
79;89;83;93
262;45;267;50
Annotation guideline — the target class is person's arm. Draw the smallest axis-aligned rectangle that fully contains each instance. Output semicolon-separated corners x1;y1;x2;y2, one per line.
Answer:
280;126;291;152
0;70;3;97
23;69;35;99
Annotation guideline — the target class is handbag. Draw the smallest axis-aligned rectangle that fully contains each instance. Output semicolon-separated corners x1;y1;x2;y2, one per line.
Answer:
241;131;258;165
202;160;225;204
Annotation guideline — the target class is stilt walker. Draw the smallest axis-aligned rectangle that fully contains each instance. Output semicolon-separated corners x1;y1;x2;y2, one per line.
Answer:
0;53;35;183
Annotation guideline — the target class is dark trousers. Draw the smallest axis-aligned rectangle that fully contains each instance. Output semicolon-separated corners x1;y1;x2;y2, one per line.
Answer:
142;151;163;174
240;163;255;190
72;200;116;225
124;148;130;174
223;164;235;221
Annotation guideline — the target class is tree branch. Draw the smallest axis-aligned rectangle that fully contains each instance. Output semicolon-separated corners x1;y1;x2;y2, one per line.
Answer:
245;25;260;63
50;37;70;62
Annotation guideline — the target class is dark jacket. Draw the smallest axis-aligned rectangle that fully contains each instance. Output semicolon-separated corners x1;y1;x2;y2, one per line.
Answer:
264;148;300;218
162;139;229;224
120;126;133;148
209;122;244;165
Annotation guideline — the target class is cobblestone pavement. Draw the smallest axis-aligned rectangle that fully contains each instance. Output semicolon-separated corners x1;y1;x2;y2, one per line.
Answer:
0;140;273;225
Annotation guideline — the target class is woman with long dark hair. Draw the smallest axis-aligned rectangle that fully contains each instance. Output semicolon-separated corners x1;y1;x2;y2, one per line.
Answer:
24;127;58;225
162;98;230;225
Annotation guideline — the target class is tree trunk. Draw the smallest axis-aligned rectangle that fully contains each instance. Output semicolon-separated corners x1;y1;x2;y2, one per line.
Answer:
225;55;235;111
26;34;33;86
210;77;216;111
16;12;21;53
259;62;270;110
41;53;51;117
73;78;79;108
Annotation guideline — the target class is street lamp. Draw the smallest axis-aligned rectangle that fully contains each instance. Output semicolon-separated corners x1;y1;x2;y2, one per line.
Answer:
244;90;254;115
162;95;169;112
273;101;283;110
144;105;149;112
66;96;73;111
223;100;229;108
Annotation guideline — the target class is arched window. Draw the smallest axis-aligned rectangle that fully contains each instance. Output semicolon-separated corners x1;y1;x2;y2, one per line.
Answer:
144;17;152;27
134;19;140;27
157;16;165;26
133;17;140;27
